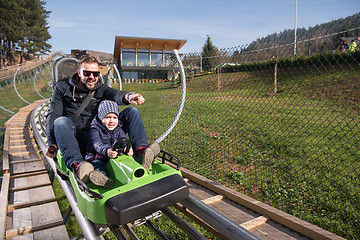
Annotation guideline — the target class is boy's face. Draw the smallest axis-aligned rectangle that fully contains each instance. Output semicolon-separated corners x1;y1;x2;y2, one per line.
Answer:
102;113;118;131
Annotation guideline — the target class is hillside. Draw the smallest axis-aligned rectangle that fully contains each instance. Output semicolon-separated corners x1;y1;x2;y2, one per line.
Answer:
243;12;360;58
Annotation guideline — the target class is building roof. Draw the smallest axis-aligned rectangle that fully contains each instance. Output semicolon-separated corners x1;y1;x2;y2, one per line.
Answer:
70;49;113;64
113;36;187;60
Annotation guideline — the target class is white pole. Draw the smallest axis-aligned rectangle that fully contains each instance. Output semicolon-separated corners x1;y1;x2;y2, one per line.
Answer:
200;41;202;73
294;0;298;57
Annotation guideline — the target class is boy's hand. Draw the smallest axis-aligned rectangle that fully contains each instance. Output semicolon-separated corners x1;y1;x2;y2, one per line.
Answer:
127;147;133;156
107;148;118;159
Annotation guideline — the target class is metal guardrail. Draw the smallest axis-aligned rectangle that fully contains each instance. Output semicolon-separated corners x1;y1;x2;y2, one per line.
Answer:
30;100;103;240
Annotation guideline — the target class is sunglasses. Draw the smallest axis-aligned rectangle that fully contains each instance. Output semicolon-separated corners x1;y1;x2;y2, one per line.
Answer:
82;70;100;77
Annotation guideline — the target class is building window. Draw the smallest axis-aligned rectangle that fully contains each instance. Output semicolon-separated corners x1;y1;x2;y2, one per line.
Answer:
147;70;167;80
137;49;149;66
121;70;168;80
164;50;173;66
122;48;135;66
122;71;138;79
151;50;163;66
138;71;146;79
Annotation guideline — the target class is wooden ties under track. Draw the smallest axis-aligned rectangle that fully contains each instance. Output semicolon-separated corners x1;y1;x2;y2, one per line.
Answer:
175;167;345;240
0;102;68;240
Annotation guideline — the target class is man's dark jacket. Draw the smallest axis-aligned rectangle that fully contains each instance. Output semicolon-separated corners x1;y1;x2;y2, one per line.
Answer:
45;74;128;146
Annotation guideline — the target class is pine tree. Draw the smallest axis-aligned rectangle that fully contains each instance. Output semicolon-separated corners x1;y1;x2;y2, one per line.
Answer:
202;36;218;71
0;0;51;67
19;0;51;63
0;0;23;66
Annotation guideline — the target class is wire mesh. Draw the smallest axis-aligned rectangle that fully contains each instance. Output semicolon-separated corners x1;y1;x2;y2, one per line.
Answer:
0;56;54;125
0;15;359;239
137;15;360;239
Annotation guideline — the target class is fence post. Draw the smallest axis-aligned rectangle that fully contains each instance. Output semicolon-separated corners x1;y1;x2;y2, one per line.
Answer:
217;55;221;92
274;60;278;94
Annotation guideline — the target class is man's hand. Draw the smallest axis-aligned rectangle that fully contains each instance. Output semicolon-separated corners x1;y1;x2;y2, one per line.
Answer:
107;148;118;159
46;144;58;158
127;93;145;105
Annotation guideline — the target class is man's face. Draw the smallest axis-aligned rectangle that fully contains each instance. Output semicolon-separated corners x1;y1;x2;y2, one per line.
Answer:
78;62;100;90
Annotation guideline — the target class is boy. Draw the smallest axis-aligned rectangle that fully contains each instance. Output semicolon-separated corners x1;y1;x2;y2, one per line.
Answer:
82;100;160;188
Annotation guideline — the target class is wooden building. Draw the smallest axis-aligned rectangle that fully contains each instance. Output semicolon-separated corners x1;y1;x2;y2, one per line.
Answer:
113;36;187;80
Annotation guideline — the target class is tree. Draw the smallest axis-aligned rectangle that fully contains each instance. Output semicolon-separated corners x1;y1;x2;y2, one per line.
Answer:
202;36;218;71
0;0;26;66
0;0;51;67
19;0;51;63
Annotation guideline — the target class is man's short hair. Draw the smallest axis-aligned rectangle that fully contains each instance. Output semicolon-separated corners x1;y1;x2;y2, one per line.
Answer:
78;55;99;67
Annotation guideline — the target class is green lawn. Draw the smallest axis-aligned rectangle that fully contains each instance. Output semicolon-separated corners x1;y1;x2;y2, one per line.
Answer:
119;64;359;239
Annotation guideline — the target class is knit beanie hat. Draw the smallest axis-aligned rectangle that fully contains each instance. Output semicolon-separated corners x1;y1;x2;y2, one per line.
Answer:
98;100;119;120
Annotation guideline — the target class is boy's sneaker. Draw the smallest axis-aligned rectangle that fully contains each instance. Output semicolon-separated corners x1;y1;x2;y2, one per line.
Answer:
76;161;94;183
140;142;161;172
89;170;114;188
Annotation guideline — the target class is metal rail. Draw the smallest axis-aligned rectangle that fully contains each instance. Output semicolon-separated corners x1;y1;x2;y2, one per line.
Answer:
181;195;260;240
30;101;104;240
33;71;46;99
155;49;187;143
13;67;31;105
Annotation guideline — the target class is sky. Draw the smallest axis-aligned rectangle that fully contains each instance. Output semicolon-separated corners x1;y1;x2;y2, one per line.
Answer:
44;0;360;54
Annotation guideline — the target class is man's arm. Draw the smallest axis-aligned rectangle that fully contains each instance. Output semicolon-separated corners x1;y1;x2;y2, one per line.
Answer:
102;85;145;106
45;85;64;146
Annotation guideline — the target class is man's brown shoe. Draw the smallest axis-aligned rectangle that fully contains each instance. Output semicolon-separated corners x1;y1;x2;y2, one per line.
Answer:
141;142;160;172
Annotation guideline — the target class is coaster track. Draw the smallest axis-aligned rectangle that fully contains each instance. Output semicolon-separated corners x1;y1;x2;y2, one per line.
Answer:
27;101;344;239
0;101;345;239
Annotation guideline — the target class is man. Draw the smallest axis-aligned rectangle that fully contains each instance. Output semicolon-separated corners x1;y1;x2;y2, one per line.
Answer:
45;55;159;181
349;40;357;53
343;41;349;52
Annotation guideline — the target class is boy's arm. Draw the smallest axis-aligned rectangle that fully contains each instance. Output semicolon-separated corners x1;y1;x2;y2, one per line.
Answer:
89;128;112;157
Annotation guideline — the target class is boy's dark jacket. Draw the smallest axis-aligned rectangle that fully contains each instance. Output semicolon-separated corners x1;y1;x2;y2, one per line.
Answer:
46;74;128;145
85;116;128;162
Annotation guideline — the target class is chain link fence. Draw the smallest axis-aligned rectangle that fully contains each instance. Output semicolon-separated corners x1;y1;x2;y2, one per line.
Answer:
0;16;359;239
0;54;57;125
129;14;360;239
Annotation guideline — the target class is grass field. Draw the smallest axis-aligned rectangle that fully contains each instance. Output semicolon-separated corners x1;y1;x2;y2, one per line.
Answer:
119;63;359;239
0;61;359;239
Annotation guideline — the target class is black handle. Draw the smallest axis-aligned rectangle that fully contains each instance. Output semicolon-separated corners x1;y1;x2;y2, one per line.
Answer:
112;138;131;155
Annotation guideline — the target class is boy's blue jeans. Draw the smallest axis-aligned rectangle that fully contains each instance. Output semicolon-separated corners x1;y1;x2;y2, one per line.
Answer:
53;107;148;170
